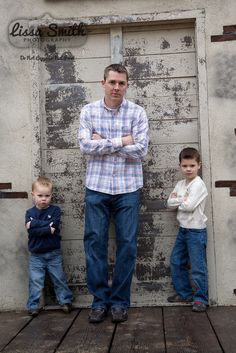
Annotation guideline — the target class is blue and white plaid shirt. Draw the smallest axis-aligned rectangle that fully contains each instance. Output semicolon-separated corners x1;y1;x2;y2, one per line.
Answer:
78;98;149;195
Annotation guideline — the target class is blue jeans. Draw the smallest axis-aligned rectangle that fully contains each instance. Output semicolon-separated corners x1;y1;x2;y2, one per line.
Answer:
84;188;140;310
27;249;73;310
170;227;208;304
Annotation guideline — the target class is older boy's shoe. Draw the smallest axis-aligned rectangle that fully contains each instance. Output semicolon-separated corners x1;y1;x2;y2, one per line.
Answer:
28;309;40;317
167;294;193;303
192;301;207;312
88;308;107;323
61;303;72;313
111;308;128;323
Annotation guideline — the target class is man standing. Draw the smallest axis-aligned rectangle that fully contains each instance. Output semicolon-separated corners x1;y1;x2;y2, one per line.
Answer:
78;64;149;323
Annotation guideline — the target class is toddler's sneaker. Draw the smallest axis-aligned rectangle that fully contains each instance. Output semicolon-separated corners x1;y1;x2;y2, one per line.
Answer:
61;303;72;313
28;309;40;317
192;301;206;312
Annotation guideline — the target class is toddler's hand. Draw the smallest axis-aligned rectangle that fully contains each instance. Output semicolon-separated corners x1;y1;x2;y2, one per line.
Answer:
170;192;177;198
50;222;55;234
26;221;31;229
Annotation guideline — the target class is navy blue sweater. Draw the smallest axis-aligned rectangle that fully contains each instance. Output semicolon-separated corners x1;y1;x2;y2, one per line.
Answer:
25;204;61;254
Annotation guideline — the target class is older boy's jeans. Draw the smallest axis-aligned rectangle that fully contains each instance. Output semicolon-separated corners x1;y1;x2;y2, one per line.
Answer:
84;188;140;310
170;227;208;304
27;249;73;310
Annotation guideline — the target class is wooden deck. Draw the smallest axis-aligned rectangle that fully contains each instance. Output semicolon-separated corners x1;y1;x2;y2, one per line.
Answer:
0;306;236;353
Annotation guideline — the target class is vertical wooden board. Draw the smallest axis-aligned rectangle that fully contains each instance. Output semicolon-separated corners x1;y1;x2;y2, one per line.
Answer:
131;279;174;306
110;307;165;353
164;307;222;353
143;169;179;191
123;26;195;55
41;31;110;57
138;211;178;237
124;52;196;80
143;143;199;171
0;312;31;351
149;119;198;144
41;30;110;85
127;77;197;99
207;306;236;353
57;309;115;353
44;149;85;174
2;310;79;353
134;95;198;121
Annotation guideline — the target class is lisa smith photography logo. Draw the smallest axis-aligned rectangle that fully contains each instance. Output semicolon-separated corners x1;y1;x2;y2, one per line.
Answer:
8;14;88;58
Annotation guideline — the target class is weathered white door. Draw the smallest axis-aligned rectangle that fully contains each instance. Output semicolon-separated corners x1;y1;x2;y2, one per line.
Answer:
38;20;198;306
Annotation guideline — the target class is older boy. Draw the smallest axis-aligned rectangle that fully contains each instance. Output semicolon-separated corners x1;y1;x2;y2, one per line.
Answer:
167;147;208;312
25;176;73;316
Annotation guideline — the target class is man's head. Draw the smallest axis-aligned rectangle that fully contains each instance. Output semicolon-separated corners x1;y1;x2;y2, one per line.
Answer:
103;64;129;82
102;64;129;108
32;176;53;209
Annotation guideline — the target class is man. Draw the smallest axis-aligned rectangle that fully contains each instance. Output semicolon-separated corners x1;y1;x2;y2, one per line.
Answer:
78;63;149;323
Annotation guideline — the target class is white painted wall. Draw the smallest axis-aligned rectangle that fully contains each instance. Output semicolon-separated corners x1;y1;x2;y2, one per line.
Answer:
0;0;235;309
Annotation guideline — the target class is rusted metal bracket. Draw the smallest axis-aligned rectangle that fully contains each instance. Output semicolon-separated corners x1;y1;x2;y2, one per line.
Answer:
0;183;28;199
215;180;236;197
211;25;236;42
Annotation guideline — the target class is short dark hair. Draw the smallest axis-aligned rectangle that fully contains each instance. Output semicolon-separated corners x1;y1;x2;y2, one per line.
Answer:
179;147;201;163
104;64;129;81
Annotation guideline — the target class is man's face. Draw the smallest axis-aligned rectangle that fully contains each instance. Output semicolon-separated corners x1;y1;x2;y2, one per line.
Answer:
102;70;128;108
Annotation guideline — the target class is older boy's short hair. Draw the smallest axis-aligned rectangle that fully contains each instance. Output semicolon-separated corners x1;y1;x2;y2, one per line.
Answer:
104;64;129;81
32;176;53;191
179;147;201;163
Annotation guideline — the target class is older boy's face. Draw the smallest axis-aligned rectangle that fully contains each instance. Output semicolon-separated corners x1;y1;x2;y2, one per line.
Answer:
32;185;52;209
102;70;128;108
179;158;201;183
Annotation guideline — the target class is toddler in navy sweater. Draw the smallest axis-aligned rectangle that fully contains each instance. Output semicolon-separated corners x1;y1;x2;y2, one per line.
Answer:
25;176;73;316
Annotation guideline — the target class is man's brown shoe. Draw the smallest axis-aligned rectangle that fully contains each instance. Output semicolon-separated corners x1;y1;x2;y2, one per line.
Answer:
88;308;107;323
111;308;128;323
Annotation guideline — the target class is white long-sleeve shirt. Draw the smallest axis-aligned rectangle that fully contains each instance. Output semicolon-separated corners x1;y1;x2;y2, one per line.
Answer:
167;176;208;229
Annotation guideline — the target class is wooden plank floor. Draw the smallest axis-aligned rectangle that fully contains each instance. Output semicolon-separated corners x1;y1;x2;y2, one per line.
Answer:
0;306;235;353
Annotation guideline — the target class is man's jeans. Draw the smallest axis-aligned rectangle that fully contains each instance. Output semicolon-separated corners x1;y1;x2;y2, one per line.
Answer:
27;249;73;310
170;227;208;304
84;188;140;310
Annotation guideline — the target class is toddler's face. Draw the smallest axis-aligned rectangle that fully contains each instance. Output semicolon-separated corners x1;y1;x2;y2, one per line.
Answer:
179;158;201;183
32;184;52;209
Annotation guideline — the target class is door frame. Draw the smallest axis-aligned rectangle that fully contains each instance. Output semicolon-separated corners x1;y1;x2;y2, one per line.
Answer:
29;9;217;305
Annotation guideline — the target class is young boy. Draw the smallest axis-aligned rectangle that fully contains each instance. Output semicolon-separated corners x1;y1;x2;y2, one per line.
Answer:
25;176;73;316
167;147;208;312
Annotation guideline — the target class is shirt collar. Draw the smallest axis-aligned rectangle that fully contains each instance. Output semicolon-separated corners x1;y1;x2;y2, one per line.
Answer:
101;98;127;112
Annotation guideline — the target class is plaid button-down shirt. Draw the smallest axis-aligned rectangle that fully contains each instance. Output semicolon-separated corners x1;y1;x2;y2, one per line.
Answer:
78;98;149;195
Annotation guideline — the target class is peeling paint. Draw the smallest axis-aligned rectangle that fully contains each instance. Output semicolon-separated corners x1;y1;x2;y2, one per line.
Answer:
160;38;170;49
181;35;194;48
44;45;77;84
